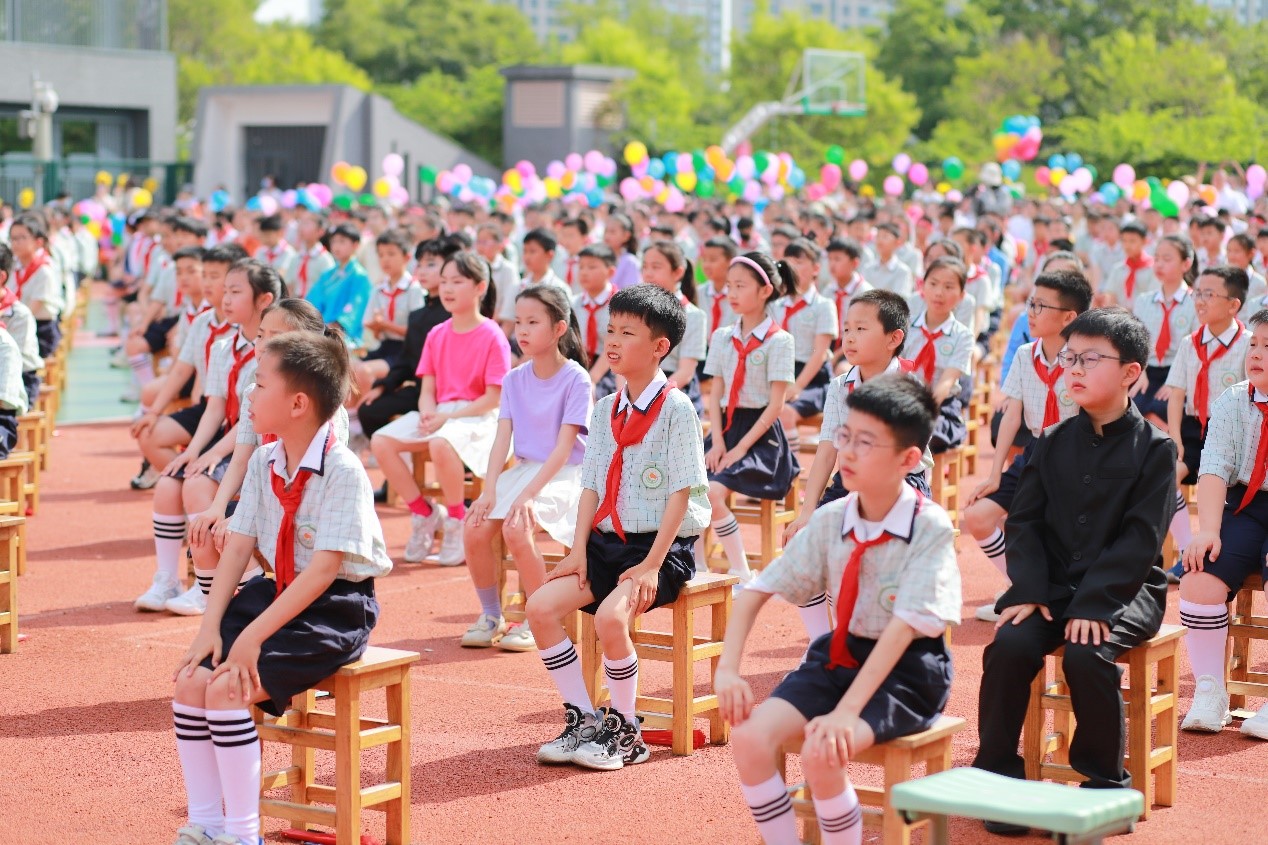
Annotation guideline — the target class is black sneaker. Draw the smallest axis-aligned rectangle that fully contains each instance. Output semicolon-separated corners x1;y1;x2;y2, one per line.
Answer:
536;703;598;765
572;707;627;770
130;460;159;490
615;711;650;765
373;481;389;504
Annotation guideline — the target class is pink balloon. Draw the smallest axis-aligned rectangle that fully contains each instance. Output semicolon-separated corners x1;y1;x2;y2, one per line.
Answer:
307;184;332;207
584;150;606;173
602;158;618;178
546;160;566;180
906;205;924;222
1059;175;1079;196
565;153;583;172
769;184;785;201
664;188;686;213
389;185;410;205
435;172;453;193
848;159;868;181
736;156;756;180
883;175;905;197
452;163;473;184
1248;164;1267;187
892;153;912;176
946;189;963;202
806;184;826;201
381;153;404;177
742;180;762;202
1035;166;1052;186
1112;164;1136;191
515;160;536;179
820;163;842;188
908;162;929;186
619;178;642;201
632;160;649;178
1166;180;1190;205
258;195;279;216
280;190;297;209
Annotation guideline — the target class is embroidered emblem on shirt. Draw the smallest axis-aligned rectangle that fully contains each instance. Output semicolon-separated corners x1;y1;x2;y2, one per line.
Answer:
878;583;899;612
749;349;767;366
641;465;664;489
297;524;317;550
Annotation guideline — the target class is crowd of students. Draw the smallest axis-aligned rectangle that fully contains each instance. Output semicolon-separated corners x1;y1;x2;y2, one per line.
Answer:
7;165;1268;844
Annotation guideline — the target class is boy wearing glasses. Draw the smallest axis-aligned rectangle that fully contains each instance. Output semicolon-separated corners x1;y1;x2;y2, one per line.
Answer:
964;271;1092;622
716;375;961;845
973;308;1174;833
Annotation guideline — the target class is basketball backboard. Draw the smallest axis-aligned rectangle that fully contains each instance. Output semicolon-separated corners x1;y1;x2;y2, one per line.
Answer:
796;49;866;117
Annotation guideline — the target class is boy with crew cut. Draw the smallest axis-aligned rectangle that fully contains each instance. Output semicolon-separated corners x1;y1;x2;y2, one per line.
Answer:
1098;220;1157;308
525;284;710;771
973;308;1173;835
718;374;961;845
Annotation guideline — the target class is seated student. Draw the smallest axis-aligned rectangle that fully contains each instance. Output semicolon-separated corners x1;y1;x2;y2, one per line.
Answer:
556;216;590;293
861;223;915;299
702;252;799;587
524;284;709;771
717;375;961;845
0;327;28;459
7;213;66;360
289;210;336;298
602;211;642;291
1097;221;1157;308
699;236;739;340
920;239;980;336
1162;266;1250;583
973;308;1173;830
822;238;871;368
0;243;43;412
1179;308;1268;738
170;331;390;845
355;229;425;399
1226;234;1268;320
306;222;372;345
253;213;298;277
905;257;973;454
475;221;520;333
502;228;571;333
641;240;708;414
572;243;618;394
135;246;210;411
774;238;839;449
1132;235;1198;429
1196;215;1227;271
952;227;1002;359
964;270;1092;622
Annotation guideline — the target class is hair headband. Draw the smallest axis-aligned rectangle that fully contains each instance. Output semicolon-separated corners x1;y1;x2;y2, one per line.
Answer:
730;255;773;288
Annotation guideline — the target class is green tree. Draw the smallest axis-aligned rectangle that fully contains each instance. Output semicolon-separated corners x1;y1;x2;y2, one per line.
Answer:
975;0;1214;51
381;66;506;165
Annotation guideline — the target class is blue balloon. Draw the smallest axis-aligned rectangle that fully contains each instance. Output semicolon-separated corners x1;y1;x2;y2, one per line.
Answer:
701;166;716;182
1047;154;1067;171
1004;115;1027;134
662;153;678;176
754;198;769;212
788;167;806;188
585;188;604;208
1065;153;1083;170
296;190;319;212
244;196;262;212
648;159;666;179
210;189;230;213
1027;115;1041;129
1001;159;1022;181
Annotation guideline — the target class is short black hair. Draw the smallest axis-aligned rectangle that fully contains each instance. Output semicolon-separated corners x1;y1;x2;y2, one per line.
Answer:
849;289;910;356
170;216;209;239
845;373;937;451
1198;265;1249;306
770;225;800;242
328;222;361;243
204;243;247;266
578;243;616;266
561;217;590;236
702;236;739;259
875;222;901;240
172;246;205;263
0;242;11;276
416;237;460;261
1120;221;1148;239
257;214;284;233
1061;307;1150;367
1229;233;1255;253
826;238;863;260
1198;215;1227;233
1250;309;1268;330
375;228;413;256
263;332;351;422
1034;270;1093;314
783;237;822;263
607;284;686;360
522;228;557;253
952;226;988;247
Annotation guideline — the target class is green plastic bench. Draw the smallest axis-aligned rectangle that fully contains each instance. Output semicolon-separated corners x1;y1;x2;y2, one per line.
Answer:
889;767;1142;845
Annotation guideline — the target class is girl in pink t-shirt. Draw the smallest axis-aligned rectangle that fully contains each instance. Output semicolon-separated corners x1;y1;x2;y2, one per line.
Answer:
370;252;511;566
462;284;592;650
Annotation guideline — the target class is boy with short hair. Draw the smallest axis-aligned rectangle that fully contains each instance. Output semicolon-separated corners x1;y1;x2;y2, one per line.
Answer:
525;284;710;771
698;236;738;338
0;242;43;411
718;374;961;845
507;229;570;325
1197;216;1227;271
823;238;871;365
1225;234;1268;319
291;211;335;298
974;308;1174;829
556;217;590;292
475;222;519;334
306;223;372;345
253;214;297;276
1098;221;1156;307
572;243;617;388
861;223;914;299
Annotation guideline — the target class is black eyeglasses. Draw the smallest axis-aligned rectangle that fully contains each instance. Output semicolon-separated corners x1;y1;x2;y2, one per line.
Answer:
1026;298;1073;315
832;427;898;456
1056;350;1122;370
1193;290;1232;302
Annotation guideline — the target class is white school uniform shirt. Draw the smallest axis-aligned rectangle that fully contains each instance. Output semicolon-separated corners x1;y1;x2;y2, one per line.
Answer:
255;241;298;277
906;313;974;385
148;261;182;318
238;386;350;447
74;227;100;277
1002;341;1078;437
205;329;258;417
1133;287;1198;368
0;329;27;415
965;264;998;313
660;297;707;375
861;256;914;299
177;309;234;394
700;281;736;337
1;301;41;374
12;256;63;320
502;268;572;322
896;242;924;279
489;254;520;319
579;370;711;536
819;357;937;474
909;294;977;336
364;275;425;345
1163;320;1250;417
750;485;961;639
1200;381;1268;489
1239;270;1268;321
1102;260;1159;305
821;274;871;338
291;244;337;298
703;318;795;409
173;299;209;352
228;421;392;582
572;285;614;360
773;288;838;363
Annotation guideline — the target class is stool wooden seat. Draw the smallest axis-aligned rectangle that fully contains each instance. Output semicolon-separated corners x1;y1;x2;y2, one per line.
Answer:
779;715;966;845
1229;574;1267;718
580;571;739;755
1022;624;1184;819
409;453;488;506
254;646;420;845
798;413;824;455
0;516;21;652
929;448;963;526
18;411;48;472
705;488;800;571
0;454;32;518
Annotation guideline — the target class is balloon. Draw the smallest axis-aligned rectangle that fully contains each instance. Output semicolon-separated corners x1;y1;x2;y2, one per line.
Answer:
436;171;454;193
1131;180;1150;202
883;175;904;197
1047;154;1068;171
692;150;707;173
942;157;964;181
736;155;756;180
820;164;842;189
825;145;846;165
541;177;560;199
1001;159;1022;181
87;221;101;239
892;153;912;176
648;159;666;180
602;157;618;178
848;159;868;181
1248;164;1267;187
619;178;642;201
332;195;354;211
1034;166;1051;186
585;188;604;208
358;193;376;207
1200;184;1218;205
664;188;686;214
742;181;762;203
453;163;474;184
1099;183;1121;204
1071;168;1093;192
674;152;692;175
946;189;963;202
1048;168;1067;188
585;150;606;173
697;179;716;199
344;166;367;192
908;162;929;186
381;153;404;177
936;181;951;194
675;172;697;192
906;205;925;222
95;170;112;186
308;184;333;207
210;189;230;213
419;165;438;185
706;145;726;167
860;184;876;199
1066;153;1083;171
1058;175;1078;196
131;188;153;208
562;153;582;172
760;165;780;186
1166;180;1189;205
662;153;678;176
141;178;159;194
258;195;279;216
623;141;648;165
245;196;262;212
1113;164;1136;190
562;171;578;190
542;160;564;181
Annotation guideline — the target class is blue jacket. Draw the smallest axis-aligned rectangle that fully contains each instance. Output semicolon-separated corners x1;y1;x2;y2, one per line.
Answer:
306;259;372;344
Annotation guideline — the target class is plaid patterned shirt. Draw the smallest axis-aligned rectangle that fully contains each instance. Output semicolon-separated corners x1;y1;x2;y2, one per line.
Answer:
906;313;974;385
703;319;796;409
1199;380;1268;488
862;257;915;299
773;288;839;362
1002;341;1078;437
1133;287;1198;368
1164;321;1249;416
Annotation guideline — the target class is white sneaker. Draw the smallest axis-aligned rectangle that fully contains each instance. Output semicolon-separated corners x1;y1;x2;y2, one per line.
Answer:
172;824;214;845
1240;702;1268;739
403;506;442;562
975;602;1000;623
497;624;537;652
436;515;466;566
135;571;181;612
120;385;141;403
1181;675;1232;732
460;613;506;647
728;569;752;598
165;584;208;616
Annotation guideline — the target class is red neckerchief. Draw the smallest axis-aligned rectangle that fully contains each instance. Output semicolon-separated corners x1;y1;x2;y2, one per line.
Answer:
224;335;255;428
582;285;612;358
724;328;766;433
1154;290;1186;364
381;279;409;322
14;251;48;297
1240;383;1268;513
781;295;809;329
593;384;672;541
142;240;157;275
269;427;335;598
203;319;234;372
912;322;944;384
296;244;325;295
0;285;18;314
1030;345;1065;429
1124;254;1154;300
1192;321;1241;432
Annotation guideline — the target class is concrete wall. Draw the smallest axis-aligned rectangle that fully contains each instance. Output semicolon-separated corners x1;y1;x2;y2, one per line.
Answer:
502;65;633;170
0;41;177;160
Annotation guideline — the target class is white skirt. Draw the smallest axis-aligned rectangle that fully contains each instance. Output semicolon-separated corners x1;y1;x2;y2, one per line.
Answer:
373;400;501;477
490;461;583;547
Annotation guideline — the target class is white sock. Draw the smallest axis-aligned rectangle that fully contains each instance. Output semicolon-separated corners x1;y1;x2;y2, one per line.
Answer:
1170;490;1192;554
1180;599;1229;685
603;653;639;721
741;772;799;845
173;703;224;836
977;527;1008;576
797;593;832;641
128;352;155;386
813;783;863;845
538;639;594;712
153;512;186;580
208;708;261;842
239;565;263;587
713;514;750;578
195;567;215;596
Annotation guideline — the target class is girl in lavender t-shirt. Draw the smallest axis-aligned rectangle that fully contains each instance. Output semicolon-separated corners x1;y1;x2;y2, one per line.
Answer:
464;284;593;651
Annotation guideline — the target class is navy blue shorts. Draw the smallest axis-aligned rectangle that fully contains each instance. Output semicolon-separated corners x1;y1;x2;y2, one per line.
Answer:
582;529;696;616
1177;413;1204;486
771;631;952;743
144;314;179;354
789;361;832;419
202;576;379;717
705;408;800;500
169;399;207;436
1193;486;1268;600
1132;365;1170;420
984;439;1038;512
363;337;404;367
35;319;60;360
21;371;39;412
990;408;1034;451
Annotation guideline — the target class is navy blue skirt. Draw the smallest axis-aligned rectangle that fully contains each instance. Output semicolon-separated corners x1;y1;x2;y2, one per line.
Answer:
705;407;800;500
202;576;379;716
364;337;404;367
789;360;832;418
667;369;704;416
595;369;617;403
1132;365;1170;420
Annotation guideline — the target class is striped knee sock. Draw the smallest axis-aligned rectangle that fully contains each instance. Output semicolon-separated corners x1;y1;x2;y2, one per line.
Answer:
977;527;1008;576
538;639;594;712
797;593;832;641
1180;599;1229;684
173;703;223;835
128;352;155;387
603;653;639;721
153;512;186;580
741;772;798;845
208;709;261;842
713;515;750;578
813;783;863;845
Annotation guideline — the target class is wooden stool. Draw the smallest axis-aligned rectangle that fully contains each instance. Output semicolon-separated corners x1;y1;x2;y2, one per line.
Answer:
780;715;966;845
37;385;57;433
1229;574;1267;718
705;487;800;571
254;646;420;845
0;516;20;652
19;410;48;472
0;454;31;517
409;453;486;506
579;571;739;755
929;448;963;525
1022;624;1184;819
798;413;824;455
493;539;579;643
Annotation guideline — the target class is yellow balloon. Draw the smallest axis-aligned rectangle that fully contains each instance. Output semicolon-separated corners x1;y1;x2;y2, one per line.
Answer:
116;173;129;187
1048;168;1067;187
143;177;158;193
543;177;562;199
936;181;951;194
624;141;648;165
1131;180;1150;202
676;172;697;192
331;161;350;184
372;177;391;199
131;188;153;208
1199;184;1217;205
18;188;34;209
346;166;368;192
87;221;102;239
504;169;523;193
95;170;112;186
655;187;670;204
860;185;876;199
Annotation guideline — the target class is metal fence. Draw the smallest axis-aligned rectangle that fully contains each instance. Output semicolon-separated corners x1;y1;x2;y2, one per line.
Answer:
0;157;192;207
1;0;167;51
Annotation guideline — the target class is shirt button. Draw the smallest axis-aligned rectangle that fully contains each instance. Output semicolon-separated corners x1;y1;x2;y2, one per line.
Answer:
1077;514;1088;524
1083;474;1092;484
1072;552;1083;561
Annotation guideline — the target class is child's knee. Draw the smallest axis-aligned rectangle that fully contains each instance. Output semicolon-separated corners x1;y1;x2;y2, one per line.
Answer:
707;482;730;507
731;718;780;768
962;501;999;539
173;668;211;705
500;520;534;551
464;518;496;546
204;672;250;710
1061;641;1114;679
1180;571;1230;604
593;600;631;643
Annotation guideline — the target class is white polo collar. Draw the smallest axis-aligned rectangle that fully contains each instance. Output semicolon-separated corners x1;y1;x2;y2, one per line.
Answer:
841;483;918;543
1152;286;1190;305
267;421;333;484
913;312;955;334
581;284;614;307
731;316;774;343
617;369;668;415
380;273;412;294
1200;320;1241;348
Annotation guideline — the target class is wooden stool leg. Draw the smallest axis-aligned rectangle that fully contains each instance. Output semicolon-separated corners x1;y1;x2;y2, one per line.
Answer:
334;674;363;845
760;500;776;568
1230;589;1253;712
1023;664;1046;780
708;591;731;745
672;599;693;755
1126;649;1152;817
14;520;25;578
581;614;605;707
0;552;14;654
882;745;915;845
1155;643;1179;808
293;690;317;818
385;672;412;845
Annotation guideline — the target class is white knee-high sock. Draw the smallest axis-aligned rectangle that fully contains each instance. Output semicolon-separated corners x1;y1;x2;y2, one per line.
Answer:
1169;490;1192;553
129;352;155;387
977;527;1008;577
1180;599;1229;685
153;512;186;579
813;783;863;845
603;653;639;721
741;772;799;845
538;639;594;712
207;708;261;842
797;593;833;641
713;514;750;578
173;703;223;835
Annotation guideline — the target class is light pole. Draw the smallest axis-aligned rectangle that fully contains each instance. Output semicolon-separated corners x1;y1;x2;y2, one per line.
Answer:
19;75;59;204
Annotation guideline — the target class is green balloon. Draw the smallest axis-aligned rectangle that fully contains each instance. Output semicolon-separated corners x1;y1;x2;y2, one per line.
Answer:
692;150;707;173
1146;176;1162;189
419;165;439;185
697;179;716;198
728;175;745;194
754;151;771;173
825;144;846;165
332;195;354;211
359;193;376;206
1084;165;1098;183
596;173;613;188
943;159;964;181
